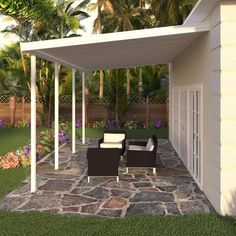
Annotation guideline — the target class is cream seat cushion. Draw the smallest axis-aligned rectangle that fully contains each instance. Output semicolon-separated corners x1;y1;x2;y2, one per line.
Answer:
146;138;154;151
104;133;125;143
128;145;147;151
100;142;122;149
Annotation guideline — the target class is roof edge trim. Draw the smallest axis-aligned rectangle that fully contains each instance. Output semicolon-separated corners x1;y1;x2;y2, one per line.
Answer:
20;22;210;53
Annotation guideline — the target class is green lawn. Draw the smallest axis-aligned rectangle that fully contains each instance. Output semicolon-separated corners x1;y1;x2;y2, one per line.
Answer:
0;168;29;200
0;128;31;200
76;127;168;139
0;128;30;156
0;212;235;236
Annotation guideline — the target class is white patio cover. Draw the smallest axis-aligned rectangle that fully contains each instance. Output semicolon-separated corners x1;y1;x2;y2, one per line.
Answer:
21;23;209;72
21;22;210;192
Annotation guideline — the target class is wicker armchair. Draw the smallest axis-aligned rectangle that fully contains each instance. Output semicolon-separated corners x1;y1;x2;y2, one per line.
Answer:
126;135;158;174
87;148;120;182
98;130;126;155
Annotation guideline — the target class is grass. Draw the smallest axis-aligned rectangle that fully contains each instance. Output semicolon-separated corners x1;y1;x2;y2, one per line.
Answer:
0;128;30;156
0;128;31;200
0;168;29;200
76;127;168;139
0;212;235;236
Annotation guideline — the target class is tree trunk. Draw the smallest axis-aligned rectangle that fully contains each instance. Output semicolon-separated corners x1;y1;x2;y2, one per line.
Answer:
99;70;104;99
138;67;143;96
9;96;16;126
126;68;130;96
20;47;31;91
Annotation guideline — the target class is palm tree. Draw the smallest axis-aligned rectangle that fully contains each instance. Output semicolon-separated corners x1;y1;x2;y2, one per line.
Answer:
0;0;55;91
89;0;114;99
149;0;197;27
53;0;90;39
0;0;90;126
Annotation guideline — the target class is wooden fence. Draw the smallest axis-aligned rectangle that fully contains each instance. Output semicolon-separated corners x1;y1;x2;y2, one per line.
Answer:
0;95;168;125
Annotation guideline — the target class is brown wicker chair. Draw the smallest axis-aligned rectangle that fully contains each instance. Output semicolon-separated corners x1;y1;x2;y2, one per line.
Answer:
126;135;158;174
87;148;120;182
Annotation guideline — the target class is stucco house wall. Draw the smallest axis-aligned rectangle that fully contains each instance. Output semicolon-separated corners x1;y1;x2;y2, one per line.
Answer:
169;4;221;212
220;0;236;215
169;0;236;215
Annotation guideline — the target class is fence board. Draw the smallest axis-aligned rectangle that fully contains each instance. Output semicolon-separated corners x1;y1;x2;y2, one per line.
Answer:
0;96;168;125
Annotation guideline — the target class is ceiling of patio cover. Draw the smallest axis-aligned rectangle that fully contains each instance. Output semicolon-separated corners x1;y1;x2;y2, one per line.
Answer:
21;23;209;72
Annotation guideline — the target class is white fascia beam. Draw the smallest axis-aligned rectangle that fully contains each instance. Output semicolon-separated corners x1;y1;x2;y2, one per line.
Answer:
72;68;76;153
30;55;37;193
82;72;86;144
20;22;210;52
55;62;59;170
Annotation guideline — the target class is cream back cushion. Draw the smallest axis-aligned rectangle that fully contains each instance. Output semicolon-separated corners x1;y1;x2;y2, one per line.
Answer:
104;133;125;143
146;138;154;151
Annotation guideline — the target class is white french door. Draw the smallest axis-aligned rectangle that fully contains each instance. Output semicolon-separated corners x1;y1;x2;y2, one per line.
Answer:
179;90;188;166
172;85;203;188
189;89;202;184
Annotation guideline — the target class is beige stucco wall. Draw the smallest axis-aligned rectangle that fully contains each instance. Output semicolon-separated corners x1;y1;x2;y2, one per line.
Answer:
220;0;236;215
169;5;222;213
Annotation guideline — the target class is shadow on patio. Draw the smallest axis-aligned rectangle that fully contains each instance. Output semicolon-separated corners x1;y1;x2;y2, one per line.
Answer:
0;139;215;217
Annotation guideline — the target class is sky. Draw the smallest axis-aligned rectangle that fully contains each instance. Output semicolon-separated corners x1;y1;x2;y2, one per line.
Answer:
0;4;96;49
0;15;19;48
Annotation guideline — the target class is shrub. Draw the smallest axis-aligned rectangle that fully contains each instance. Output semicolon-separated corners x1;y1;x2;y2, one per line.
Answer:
88;120;106;129
0;152;20;169
143;121;155;129
15;120;29;128
124;119;140;130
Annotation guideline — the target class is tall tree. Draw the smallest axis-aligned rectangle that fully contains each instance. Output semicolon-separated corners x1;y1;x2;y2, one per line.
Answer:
0;0;90;126
89;0;114;99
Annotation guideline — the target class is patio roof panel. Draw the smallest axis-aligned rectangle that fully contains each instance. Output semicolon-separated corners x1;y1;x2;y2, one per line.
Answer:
21;23;210;72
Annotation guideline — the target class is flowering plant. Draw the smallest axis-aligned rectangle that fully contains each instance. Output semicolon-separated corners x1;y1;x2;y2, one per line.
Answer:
17;145;31;168
0;119;6;128
105;120;120;129
0;152;20;169
75;119;81;128
154;119;162;129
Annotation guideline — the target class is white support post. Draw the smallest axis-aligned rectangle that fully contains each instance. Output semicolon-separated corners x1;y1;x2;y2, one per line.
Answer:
153;168;156;174
72;68;76;153
82;72;86;144
30;55;36;193
55;62;59;170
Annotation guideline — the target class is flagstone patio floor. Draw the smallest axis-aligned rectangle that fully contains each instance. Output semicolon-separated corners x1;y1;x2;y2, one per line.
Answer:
0;139;215;217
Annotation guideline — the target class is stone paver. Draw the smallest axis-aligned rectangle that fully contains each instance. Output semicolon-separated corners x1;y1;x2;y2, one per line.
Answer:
0;139;215;217
103;198;127;209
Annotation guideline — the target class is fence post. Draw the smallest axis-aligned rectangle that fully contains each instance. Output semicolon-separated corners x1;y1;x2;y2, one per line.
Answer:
146;96;149;125
22;96;25;121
